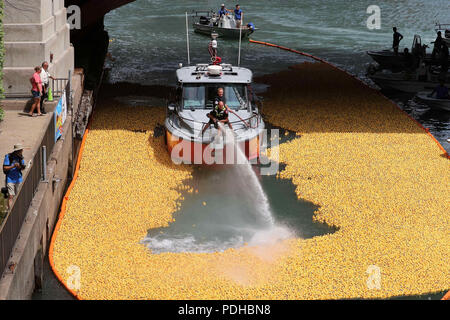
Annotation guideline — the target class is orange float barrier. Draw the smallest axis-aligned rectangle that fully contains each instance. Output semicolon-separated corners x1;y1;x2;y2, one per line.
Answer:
443;290;450;300
48;126;90;300
249;39;450;160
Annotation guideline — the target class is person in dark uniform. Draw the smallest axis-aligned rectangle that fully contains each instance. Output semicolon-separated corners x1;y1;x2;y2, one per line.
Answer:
440;43;449;73
403;48;415;71
392;27;403;56
432;31;443;61
201;88;233;136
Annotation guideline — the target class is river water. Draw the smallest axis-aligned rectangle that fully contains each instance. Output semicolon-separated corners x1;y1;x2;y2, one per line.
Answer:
103;0;450;151
33;0;449;299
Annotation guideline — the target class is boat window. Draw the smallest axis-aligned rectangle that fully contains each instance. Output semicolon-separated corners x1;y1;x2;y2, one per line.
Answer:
183;84;248;110
183;85;205;109
224;84;247;110
205;84;247;110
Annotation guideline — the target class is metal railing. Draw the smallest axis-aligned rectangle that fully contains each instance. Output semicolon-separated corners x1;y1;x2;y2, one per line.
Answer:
0;76;71;274
51;78;70;98
4;76;68;99
167;109;262;137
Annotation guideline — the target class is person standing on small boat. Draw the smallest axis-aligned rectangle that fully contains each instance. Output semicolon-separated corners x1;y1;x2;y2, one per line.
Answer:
392;27;403;56
403;48;415;72
431;31;443;61
218;4;228;18
440;43;449;73
234;5;243;28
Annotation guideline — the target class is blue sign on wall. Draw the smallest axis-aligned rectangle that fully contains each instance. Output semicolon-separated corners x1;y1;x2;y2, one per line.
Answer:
54;91;67;142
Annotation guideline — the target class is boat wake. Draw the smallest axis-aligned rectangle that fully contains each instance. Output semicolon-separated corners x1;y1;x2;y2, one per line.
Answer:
142;124;294;254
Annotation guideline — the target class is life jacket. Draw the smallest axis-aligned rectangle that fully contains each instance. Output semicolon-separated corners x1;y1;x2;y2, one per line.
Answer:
212;105;228;120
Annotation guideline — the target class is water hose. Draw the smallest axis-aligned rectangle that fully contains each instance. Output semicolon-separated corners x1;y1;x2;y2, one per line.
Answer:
226;106;250;128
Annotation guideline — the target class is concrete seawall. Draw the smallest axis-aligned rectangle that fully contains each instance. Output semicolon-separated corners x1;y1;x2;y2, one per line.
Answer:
0;73;86;300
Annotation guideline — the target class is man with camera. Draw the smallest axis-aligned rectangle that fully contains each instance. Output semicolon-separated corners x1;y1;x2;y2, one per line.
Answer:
2;144;26;211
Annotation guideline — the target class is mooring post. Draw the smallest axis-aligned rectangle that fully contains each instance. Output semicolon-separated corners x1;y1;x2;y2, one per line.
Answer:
42;146;47;182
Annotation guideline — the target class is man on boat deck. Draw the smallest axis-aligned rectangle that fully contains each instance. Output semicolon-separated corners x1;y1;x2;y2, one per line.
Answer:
218;4;228;17
432;31;443;61
440;43;449;73
234;5;243;28
392;27;403;56
201;88;233;136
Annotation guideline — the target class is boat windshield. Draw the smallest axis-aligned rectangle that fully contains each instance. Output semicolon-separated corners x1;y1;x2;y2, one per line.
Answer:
182;84;247;110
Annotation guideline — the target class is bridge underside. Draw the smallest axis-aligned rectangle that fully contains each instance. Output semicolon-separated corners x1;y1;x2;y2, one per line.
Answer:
63;0;136;89
65;0;136;40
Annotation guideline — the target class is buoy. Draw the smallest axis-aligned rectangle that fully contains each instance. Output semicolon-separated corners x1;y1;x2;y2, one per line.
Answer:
47;87;53;101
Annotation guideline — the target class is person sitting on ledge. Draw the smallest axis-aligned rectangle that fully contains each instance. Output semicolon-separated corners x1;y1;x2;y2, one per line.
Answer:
201;88;233;136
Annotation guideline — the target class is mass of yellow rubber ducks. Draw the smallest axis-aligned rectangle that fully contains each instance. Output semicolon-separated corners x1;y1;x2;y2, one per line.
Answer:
51;62;449;300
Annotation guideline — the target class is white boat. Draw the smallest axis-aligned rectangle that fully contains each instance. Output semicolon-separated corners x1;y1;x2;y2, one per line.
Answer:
416;91;450;111
165;37;265;164
192;10;256;39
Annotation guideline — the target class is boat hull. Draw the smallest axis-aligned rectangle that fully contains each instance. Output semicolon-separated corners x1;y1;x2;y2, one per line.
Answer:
369;74;449;93
367;50;450;71
166;130;261;165
193;23;254;38
416;92;450;111
367;50;409;70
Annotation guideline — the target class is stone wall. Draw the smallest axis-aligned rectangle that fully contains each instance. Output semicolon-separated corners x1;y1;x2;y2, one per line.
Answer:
3;0;74;96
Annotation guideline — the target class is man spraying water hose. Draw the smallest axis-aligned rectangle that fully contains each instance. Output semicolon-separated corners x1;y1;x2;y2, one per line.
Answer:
201;87;251;137
201;100;233;136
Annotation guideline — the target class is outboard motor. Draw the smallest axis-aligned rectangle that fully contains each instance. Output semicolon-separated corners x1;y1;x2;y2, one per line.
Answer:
199;16;210;25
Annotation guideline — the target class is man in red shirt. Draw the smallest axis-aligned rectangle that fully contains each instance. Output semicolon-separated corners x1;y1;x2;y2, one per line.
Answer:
29;66;43;116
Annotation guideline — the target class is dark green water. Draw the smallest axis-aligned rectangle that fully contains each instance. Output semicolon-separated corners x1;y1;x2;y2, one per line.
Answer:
143;164;337;254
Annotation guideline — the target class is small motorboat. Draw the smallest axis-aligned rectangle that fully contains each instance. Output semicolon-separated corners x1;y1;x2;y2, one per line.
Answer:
415;91;450;111
192;10;256;39
367;50;416;71
368;66;450;93
367;35;432;71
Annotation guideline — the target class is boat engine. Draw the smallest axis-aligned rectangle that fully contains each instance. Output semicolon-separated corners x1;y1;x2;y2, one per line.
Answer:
199;16;210;25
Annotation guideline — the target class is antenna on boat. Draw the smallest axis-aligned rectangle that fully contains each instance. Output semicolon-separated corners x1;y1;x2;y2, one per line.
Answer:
238;13;243;66
186;12;191;65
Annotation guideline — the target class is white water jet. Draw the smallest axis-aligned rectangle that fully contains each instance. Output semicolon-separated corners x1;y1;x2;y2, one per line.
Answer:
218;123;294;246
